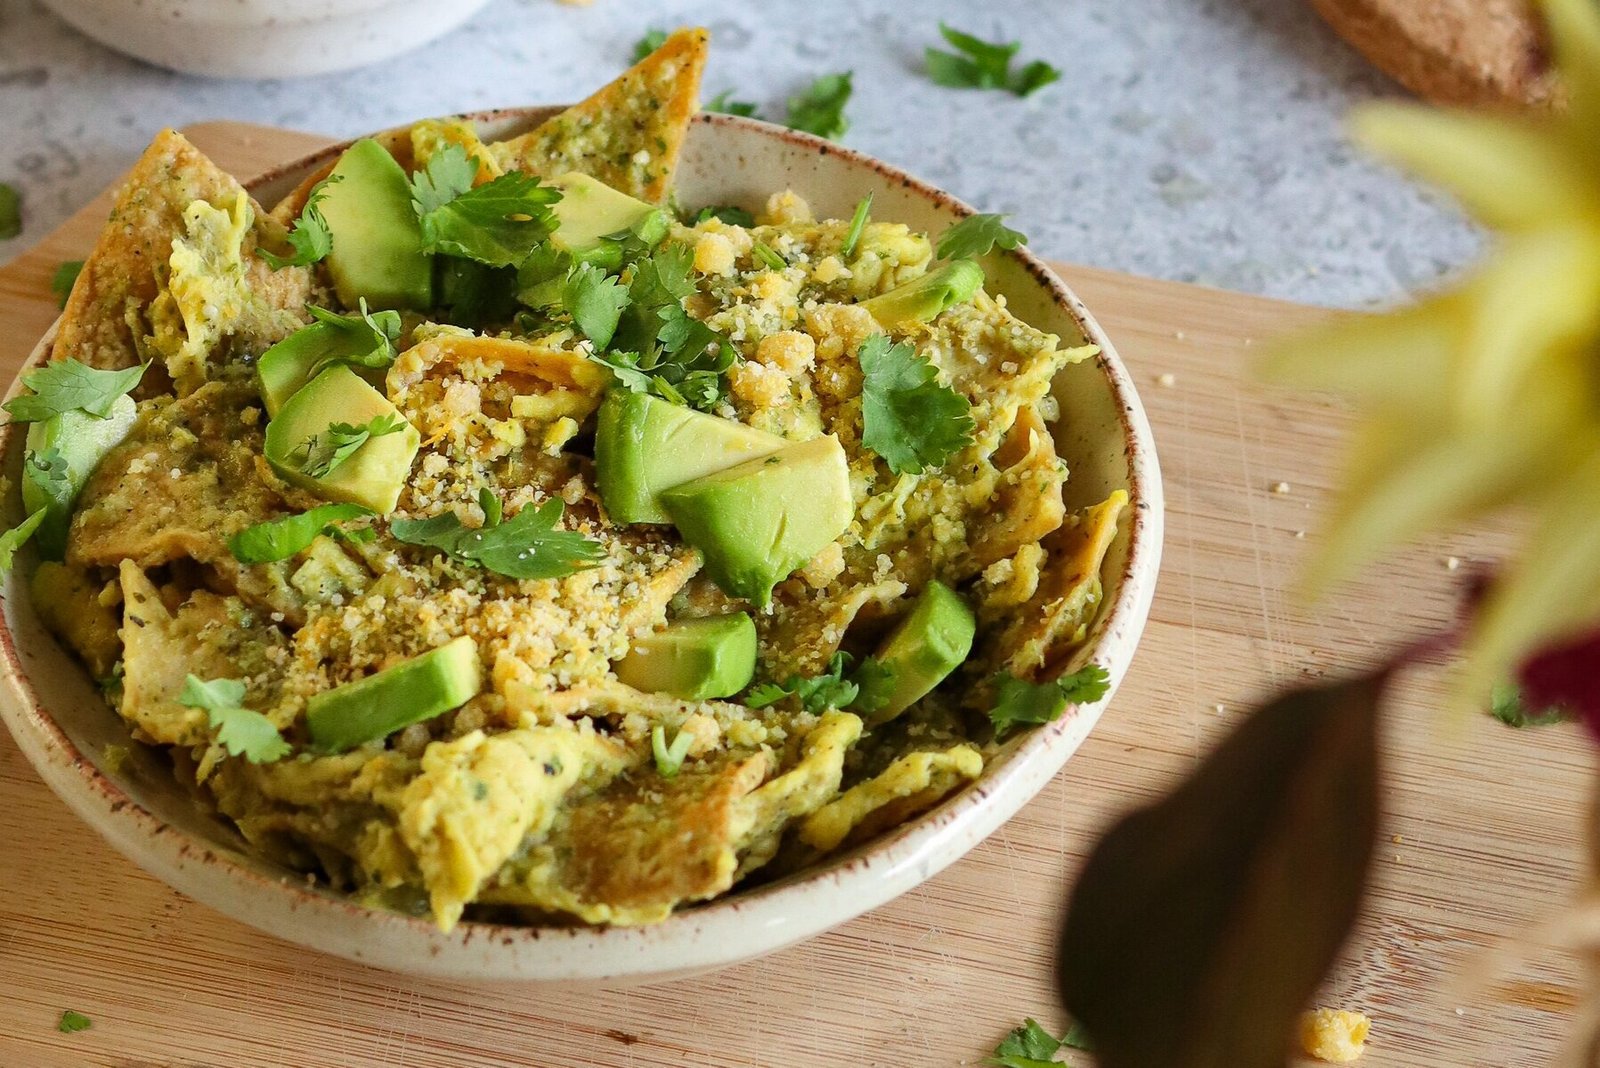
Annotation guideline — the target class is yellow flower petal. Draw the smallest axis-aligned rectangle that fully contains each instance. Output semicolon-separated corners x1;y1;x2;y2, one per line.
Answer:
1259;295;1457;410
1544;0;1600;120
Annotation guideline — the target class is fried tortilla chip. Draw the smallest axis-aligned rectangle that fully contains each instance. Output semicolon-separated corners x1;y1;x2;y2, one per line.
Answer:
486;27;708;203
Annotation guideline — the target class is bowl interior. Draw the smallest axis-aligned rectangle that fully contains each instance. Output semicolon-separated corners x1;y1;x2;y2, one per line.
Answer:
0;112;1161;981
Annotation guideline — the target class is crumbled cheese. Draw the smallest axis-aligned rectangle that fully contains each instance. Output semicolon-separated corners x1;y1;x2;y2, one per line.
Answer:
762;190;814;226
1299;1009;1370;1064
728;361;791;409
693;232;737;277
1271;481;1291;495
755;330;816;375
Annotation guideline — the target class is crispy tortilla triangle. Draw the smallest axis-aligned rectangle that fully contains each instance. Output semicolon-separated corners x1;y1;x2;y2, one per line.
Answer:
486;26;708;203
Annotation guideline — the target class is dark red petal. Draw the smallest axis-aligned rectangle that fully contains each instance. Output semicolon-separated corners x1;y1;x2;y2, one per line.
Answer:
1518;628;1600;741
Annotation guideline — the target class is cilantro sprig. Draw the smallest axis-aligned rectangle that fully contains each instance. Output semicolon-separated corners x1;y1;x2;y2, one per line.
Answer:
840;195;872;259
259;173;339;269
858;334;975;475
390;497;606;580
936;213;1029;261
926;24;1062;98
786;72;853;140
57;1010;92;1034
632;28;667;62
0;182;19;240
988;664;1112;739
410;145;562;267
228;503;375;564
746;652;893;715
288;413;408;479
177;675;290;764
3;358;147;423
563;262;633;349
988;1018;1088;1068
1490;682;1570;728
706;90;761;118
691;204;756;228
0;509;46;579
652;724;693;778
51;259;84;308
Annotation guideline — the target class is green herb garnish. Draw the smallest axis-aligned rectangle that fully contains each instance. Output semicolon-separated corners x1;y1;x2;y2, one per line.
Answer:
390;498;606;580
3;358;146;423
1490;682;1570;727
0;509;47;578
227;503;375;564
691;204;756;227
706;90;761;118
857;333;975;475
177;675;290;764
632;28;668;62
926;24;1062;97
936;213;1028;261
563;261;633;349
988;664;1111;738
751;240;787;271
988;1018;1077;1068
57;1010;92;1034
840;194;872;259
51;260;84;308
651;724;693;778
411;145;561;267
258;173;340;269
786;72;853;140
288;412;408;479
0;182;19;240
746;652;889;715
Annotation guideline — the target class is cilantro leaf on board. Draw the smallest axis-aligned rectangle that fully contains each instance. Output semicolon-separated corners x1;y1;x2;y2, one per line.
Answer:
786;72;853;140
0;182;19;240
176;674;291;764
840;194;872;259
0;509;46;577
706;89;761;118
288;412;408;479
258;173;340;269
564;261;633;349
988;664;1112;738
652;724;693;778
988;1018;1069;1068
857;334;975;475
57;1011;92;1034
3;358;146;423
51;259;84;308
926;24;1062;97
1490;681;1570;728
227;503;375;564
745;652;882;715
632;28;668;63
936;213;1029;261
390;498;606;580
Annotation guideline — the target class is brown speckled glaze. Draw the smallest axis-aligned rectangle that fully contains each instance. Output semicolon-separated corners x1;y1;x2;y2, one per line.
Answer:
0;112;1164;983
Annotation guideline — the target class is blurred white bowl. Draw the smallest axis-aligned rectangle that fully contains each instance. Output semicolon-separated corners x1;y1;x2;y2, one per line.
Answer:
39;0;493;78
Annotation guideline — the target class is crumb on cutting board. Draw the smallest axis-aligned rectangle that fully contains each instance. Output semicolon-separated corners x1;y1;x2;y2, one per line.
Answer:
1299;1007;1370;1063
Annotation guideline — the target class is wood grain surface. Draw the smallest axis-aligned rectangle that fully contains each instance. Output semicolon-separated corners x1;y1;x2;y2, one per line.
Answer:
0;123;1592;1068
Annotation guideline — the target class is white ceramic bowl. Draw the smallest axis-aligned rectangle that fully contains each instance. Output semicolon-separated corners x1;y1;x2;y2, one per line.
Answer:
0;111;1163;983
38;0;492;78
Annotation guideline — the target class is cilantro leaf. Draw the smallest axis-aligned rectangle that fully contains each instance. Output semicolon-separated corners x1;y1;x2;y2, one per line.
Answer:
258;173;339;269
989;1018;1066;1068
988;664;1112;738
706;90;761;118
1060;1022;1093;1051
927;24;1062;97
840;194;872;259
632;28;668;63
1490;682;1569;727
651;724;693;778
57;1010;92;1034
564;261;632;349
936;213;1028;261
409;143;478;215
751;240;787;271
293;301;402;378
691;204;756;228
3;358;146;423
418;171;562;267
0;182;19;240
24;447;71;515
177;674;290;764
227;503;375;564
391;498;606;580
288;413;408;479
629;242;697;305
0;509;47;578
438;258;520;327
786;72;853;140
478;486;502;528
746;652;874;714
51;259;84;308
743;681;791;707
849;656;897;716
858;334;975;475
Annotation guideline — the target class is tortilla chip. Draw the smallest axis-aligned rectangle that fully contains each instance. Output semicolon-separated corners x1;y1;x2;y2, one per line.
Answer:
486;27;708;203
54;129;312;373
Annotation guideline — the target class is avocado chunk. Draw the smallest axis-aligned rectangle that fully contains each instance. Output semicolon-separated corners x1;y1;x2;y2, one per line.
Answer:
263;366;421;514
860;260;985;328
256;306;401;417
613;613;758;700
863;580;976;724
22;395;137;560
306;636;482;753
660;434;853;607
318;138;433;311
548;172;670;263
595;390;790;524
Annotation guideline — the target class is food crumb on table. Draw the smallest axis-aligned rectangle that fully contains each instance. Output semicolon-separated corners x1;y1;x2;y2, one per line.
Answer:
1271;481;1291;495
1299;1007;1370;1063
1156;372;1177;387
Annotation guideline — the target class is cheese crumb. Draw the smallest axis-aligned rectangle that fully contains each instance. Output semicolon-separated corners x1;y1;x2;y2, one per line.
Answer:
693;232;737;277
1444;556;1461;571
728;361;790;408
1156;372;1177;387
1299;1008;1370;1064
1271;481;1291;495
755;330;816;375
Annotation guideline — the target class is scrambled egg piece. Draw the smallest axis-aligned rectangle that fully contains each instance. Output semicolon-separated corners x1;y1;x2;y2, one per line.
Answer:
799;744;982;853
1299;1008;1370;1064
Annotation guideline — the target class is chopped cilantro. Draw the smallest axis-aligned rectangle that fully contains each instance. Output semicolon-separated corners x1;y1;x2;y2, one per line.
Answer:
24;447;71;516
988;664;1111;738
288;412;408;479
632;28;668;63
691;204;756;227
751;240;787;271
988;1018;1072;1068
563;261;632;349
786;72;853;140
840;194;872;259
936;213;1028;261
0;509;47;578
227;503;374;564
478;486;502;528
857;333;975;475
1060;1023;1093;1051
745;652;889;715
1490;682;1569;728
651;724;693;778
177;675;290;764
258;173;339;269
409;143;478;214
0;182;19;240
3;358;146;423
849;656;898;717
706;90;761;118
390;498;606;580
926;24;1062;97
51;259;84;308
411;145;561;267
298;301;402;377
57;1010;92;1034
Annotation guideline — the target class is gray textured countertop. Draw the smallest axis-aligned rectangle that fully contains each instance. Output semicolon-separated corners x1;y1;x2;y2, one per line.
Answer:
0;0;1483;308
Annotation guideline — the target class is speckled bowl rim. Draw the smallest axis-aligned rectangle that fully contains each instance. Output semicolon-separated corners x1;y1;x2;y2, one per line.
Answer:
0;110;1164;983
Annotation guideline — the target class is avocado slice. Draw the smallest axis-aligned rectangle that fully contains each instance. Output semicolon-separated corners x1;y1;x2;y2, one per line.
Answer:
548;172;670;264
860;260;985;328
613;613;758;700
595;390;790;524
863;580;976;724
306;635;482;753
263;366;421;514
318;138;433;311
22;395;137;560
256;306;401;417
660;434;853;607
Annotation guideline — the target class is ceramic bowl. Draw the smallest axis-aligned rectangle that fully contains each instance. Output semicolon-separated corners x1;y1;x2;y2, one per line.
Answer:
38;0;492;78
0;110;1163;983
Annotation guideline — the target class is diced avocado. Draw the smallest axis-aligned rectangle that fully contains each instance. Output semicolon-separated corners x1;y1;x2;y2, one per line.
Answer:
548;172;670;260
863;580;976;724
613;613;758;700
660;435;853;607
860;260;985;328
22;395;137;560
263;366;421;514
318;139;433;311
306;635;482;753
256;308;401;417
595;390;790;524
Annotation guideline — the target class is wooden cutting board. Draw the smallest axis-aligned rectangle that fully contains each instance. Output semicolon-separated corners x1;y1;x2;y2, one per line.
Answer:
0;123;1592;1068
